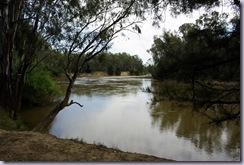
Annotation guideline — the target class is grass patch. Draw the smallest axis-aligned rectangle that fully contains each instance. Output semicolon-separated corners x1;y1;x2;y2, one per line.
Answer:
93;141;122;153
0;108;28;131
70;137;85;144
93;142;107;148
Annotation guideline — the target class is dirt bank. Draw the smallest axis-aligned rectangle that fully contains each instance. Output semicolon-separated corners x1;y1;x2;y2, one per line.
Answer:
0;129;173;161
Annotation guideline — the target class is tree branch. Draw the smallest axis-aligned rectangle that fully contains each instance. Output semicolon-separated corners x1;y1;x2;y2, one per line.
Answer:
67;100;83;108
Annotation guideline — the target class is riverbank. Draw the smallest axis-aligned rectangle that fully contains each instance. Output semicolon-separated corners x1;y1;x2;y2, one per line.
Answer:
0;129;172;161
0;109;172;161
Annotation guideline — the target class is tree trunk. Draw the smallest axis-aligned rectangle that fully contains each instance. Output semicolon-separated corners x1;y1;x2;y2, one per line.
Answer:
31;101;67;132
32;77;76;132
0;0;13;115
0;0;25;119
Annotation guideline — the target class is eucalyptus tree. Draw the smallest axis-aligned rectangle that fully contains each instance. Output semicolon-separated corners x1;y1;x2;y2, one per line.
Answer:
32;0;148;132
148;11;240;124
0;0;139;121
0;0;57;119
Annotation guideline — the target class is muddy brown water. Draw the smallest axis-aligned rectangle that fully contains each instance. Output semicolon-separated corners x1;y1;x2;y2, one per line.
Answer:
21;76;240;161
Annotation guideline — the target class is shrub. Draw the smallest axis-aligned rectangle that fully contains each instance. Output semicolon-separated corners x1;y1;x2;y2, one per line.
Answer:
0;108;28;131
22;64;60;106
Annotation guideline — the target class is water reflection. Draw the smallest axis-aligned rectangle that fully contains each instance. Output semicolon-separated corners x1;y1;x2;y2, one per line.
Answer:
22;76;240;161
149;81;240;161
21;104;56;129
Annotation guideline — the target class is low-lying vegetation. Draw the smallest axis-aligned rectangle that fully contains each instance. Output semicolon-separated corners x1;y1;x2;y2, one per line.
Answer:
0;108;27;131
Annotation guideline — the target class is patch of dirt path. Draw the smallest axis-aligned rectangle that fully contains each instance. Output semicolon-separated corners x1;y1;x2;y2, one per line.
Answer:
0;129;173;161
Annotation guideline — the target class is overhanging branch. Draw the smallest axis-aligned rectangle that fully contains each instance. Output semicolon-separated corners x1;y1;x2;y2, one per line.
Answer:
67;100;83;108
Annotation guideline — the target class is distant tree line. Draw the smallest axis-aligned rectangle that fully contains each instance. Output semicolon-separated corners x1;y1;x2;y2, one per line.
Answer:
82;52;144;76
42;52;145;76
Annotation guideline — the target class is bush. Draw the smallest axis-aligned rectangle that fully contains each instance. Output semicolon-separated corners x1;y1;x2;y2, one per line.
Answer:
22;64;60;106
0;108;28;131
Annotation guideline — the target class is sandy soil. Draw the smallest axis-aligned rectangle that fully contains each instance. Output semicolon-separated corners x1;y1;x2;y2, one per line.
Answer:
0;129;173;161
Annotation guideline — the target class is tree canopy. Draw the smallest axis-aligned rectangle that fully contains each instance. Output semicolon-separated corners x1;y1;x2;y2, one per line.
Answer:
148;10;240;124
0;0;145;120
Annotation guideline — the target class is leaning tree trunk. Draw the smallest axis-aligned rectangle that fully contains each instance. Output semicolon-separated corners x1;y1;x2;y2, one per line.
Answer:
31;100;69;132
32;74;80;132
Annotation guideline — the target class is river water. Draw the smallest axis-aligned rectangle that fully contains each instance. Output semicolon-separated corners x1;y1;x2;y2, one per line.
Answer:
21;76;240;161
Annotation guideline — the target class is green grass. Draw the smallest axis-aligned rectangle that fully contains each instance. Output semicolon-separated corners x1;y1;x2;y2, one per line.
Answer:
0;108;28;131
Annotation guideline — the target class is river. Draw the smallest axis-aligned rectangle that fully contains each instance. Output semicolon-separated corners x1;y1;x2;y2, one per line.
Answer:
21;76;240;161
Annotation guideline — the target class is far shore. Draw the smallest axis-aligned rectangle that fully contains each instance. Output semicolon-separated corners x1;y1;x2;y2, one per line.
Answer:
79;71;152;77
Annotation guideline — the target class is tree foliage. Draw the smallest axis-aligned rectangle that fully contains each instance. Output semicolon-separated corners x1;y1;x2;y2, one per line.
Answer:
22;64;60;106
0;0;56;119
0;0;144;121
150;11;239;81
81;52;144;75
148;11;240;124
31;0;148;132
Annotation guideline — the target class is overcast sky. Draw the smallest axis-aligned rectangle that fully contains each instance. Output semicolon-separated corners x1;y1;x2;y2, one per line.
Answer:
109;4;235;64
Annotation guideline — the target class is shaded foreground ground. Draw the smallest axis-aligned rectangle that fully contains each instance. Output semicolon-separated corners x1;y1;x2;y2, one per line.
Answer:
0;129;172;161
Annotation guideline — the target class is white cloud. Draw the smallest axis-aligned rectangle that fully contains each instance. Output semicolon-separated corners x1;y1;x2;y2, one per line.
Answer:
110;20;162;64
110;9;197;64
110;4;234;64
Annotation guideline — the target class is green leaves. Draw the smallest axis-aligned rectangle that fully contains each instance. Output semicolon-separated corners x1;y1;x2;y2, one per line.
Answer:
81;52;144;75
149;11;239;82
23;64;60;105
148;9;240;124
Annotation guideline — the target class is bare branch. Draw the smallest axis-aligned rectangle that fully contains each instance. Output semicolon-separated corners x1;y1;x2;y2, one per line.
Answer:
67;100;83;108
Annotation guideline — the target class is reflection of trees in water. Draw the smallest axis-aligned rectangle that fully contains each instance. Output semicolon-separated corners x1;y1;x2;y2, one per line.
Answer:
149;100;240;160
150;101;181;132
224;122;240;159
175;109;223;154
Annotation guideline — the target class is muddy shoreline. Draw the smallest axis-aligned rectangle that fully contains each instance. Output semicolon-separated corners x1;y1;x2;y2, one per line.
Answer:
0;129;173;161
